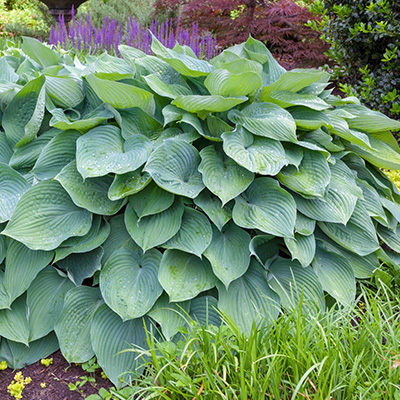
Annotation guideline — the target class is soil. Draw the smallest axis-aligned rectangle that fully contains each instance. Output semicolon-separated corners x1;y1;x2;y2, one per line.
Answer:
0;350;112;400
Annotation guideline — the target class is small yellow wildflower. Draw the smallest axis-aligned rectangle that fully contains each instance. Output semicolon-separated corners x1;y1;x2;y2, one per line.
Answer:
41;358;53;367
0;360;7;370
40;382;46;388
101;371;107;379
7;372;32;399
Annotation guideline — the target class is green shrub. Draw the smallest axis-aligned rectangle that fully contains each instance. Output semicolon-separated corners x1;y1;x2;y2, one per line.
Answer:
308;0;400;119
1;36;400;388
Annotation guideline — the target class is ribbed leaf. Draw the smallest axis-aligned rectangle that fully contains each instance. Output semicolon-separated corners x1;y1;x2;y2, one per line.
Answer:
118;107;162;140
144;139;204;198
0;295;29;345
32;130;81;180
163;207;212;257
228;102;297;142
189;296;221;327
233;178;296;238
204;222;250;288
151;34;213;77
0;132;12;164
2;239;53;309
76;125;152;179
193;191;232;231
199;145;254;205
55;286;103;363
91;304;149;388
278;149;330;198
21;36;60;67
284;233;316;268
172;95;247;115
377;225;400;253
0;332;59;369
2;180;92;251
45;75;84;109
3;75;46;147
57;248;104;286
86;74;155;114
125;198;184;252
249;236;278;268
108;170;152;201
218;259;280;335
288;106;331;130
100;248;162;320
312;244;356;306
54;215;110;262
268;90;331;110
268;257;325;313
143;73;191;99
0;163;30;223
204;69;262;97
261;69;329;99
222;127;288;175
149;293;190;341
129;182;174;221
102;215;139;264
318;201;379;256
294;212;315;236
27;267;74;341
158;249;217;302
55;161;124;215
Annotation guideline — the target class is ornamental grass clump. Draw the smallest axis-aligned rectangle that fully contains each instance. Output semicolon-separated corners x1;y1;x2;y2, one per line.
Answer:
0;36;400;388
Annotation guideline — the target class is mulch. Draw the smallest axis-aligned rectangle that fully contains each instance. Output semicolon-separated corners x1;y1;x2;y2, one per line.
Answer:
0;350;112;400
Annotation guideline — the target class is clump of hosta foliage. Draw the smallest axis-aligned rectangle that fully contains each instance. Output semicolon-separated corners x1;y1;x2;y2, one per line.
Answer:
1;36;400;388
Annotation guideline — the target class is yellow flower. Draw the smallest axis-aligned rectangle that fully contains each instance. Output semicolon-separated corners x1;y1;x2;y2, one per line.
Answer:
40;382;47;388
41;358;53;367
101;371;107;379
0;360;7;370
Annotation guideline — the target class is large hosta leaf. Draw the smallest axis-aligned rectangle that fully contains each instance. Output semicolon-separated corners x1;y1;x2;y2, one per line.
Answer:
312;244;355;306
3;75;46;147
0;132;13;164
204;68;262;97
193;191;232;231
377;225;400;253
284;233;316;268
318;201;379;256
1;240;53;309
278;149;330;198
249;235;279;267
86;74;155;114
45;75;84;109
149;293;190;341
55;161;124;215
55;286;103;363
76;125;152;179
108;170;152;201
151;34;213;77
21;36;60;67
100;248;163;320
172;95;247;116
204;222;250;288
129;182;174;221
27;267;74;341
54;215;110;262
143;73;192;99
144;139;204;198
91;304;149;388
268;90;331;111
0;332;59;369
233;178;296;238
268;258;325;313
218;259;280;336
228;102;297;143
0;295;29;345
189;296;221;327
57;248;104;286
158;249;217;302
0;163;30;223
2;180;92;251
31;130;81;180
162;207;212;257
125;198;184;252
199;145;254;205
222;127;288;176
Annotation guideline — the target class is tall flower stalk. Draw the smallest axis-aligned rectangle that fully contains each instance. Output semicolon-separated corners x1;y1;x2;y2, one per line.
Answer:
49;8;219;59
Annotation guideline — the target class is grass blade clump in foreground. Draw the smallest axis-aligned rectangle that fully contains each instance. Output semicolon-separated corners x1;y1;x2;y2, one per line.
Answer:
0;35;400;387
125;287;400;399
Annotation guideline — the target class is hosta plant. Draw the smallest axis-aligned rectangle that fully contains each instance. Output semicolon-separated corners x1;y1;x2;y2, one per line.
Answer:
0;36;400;388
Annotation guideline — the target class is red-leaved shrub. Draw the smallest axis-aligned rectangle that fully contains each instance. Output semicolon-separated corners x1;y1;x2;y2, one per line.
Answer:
153;0;329;68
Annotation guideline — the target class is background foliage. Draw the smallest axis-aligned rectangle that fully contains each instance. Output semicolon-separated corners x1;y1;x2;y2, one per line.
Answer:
309;0;400;118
